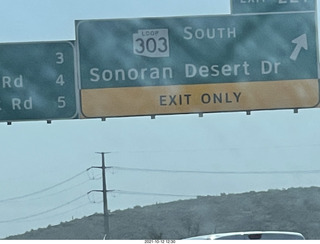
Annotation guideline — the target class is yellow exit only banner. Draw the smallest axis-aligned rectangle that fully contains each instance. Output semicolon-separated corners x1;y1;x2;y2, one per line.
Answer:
80;79;319;118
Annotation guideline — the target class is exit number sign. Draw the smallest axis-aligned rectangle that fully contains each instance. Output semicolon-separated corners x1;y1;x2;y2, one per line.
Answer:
231;0;315;14
0;41;77;122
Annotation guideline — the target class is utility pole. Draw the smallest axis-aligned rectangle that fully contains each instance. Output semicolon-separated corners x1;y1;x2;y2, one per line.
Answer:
96;152;110;239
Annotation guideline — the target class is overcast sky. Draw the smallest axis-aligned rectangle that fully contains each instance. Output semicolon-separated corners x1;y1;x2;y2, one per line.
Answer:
0;0;320;239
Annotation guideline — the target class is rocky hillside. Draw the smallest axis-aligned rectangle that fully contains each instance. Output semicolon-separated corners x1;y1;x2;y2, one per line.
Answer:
5;187;320;240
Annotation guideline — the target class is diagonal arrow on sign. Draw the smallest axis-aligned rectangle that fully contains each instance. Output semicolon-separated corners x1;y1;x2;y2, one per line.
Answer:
290;34;308;61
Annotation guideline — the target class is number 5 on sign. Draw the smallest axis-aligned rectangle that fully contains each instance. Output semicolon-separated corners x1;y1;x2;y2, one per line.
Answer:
133;29;170;58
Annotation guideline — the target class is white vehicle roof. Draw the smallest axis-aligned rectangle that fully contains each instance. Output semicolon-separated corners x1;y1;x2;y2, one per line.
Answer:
183;231;305;240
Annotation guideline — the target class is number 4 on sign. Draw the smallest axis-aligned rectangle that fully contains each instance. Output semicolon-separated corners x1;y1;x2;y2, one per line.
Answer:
56;74;65;86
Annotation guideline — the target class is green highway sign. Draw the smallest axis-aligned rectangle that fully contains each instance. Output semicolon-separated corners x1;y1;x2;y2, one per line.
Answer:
76;6;318;118
231;0;315;14
0;41;77;122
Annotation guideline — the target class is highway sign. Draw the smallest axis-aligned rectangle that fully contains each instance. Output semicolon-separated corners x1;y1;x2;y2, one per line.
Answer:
0;41;77;122
231;0;315;14
76;8;318;118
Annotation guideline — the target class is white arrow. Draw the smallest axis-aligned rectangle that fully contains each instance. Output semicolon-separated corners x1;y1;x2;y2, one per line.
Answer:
290;34;308;61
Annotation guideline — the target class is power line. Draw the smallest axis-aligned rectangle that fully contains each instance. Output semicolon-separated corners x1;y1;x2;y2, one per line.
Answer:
108;166;320;175
20;202;91;223
106;143;320;154
0;194;87;223
26;179;90;201
0;170;88;203
0;168;100;224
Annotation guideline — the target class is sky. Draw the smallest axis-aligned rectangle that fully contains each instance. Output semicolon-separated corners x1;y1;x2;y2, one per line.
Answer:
1;0;320;239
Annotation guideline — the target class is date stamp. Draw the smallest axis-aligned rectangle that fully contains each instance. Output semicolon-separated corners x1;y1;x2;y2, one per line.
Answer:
144;240;176;244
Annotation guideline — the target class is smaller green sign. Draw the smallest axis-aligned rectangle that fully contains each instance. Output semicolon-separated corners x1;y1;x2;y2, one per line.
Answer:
0;41;77;122
231;0;315;14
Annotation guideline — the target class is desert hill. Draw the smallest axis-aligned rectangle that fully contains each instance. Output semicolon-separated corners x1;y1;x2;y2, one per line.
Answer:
5;187;320;240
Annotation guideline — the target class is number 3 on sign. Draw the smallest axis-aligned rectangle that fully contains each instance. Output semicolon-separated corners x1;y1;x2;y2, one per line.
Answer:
56;52;64;64
133;29;170;58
